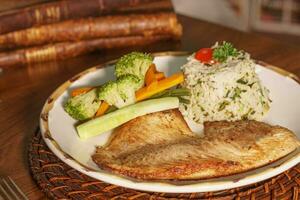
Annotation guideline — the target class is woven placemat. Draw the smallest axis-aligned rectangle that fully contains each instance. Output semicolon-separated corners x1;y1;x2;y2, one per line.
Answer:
28;129;300;200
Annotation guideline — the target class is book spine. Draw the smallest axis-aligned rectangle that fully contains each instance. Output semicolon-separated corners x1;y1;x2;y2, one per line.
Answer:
0;35;174;68
0;12;182;49
0;0;172;35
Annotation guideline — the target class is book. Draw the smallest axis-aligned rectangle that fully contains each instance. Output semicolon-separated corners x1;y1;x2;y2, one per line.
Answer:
0;34;176;68
0;12;182;49
0;0;172;34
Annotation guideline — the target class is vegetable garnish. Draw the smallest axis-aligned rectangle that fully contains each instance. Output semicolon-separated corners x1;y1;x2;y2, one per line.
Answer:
95;101;110;117
212;41;239;62
135;72;184;101
145;64;166;86
145;64;158;86
149;88;190;101
71;87;93;97
155;72;165;80
77;97;179;139
64;88;101;120
97;74;141;109
195;48;213;63
95;70;183;117
64;51;185;126
115;52;153;88
195;42;240;64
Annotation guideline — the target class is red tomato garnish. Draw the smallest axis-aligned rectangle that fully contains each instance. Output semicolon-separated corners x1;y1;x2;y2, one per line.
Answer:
195;48;213;63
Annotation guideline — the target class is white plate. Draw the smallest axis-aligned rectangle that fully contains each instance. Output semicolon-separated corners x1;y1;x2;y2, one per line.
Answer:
40;52;300;193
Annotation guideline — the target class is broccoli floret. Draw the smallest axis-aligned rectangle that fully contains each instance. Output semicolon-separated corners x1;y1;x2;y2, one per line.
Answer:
64;88;101;120
97;81;124;108
97;75;141;108
115;52;153;87
117;74;141;106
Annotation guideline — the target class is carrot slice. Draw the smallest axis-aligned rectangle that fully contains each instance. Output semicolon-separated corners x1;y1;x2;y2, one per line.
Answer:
145;64;166;86
145;64;157;86
71;87;93;97
155;72;165;81
95;101;110;117
147;79;158;91
135;72;184;101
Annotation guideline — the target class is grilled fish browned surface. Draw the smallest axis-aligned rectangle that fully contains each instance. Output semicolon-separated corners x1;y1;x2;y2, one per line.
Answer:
92;109;299;180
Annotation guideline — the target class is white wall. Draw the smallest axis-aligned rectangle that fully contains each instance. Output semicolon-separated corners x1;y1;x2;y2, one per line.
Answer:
172;0;250;31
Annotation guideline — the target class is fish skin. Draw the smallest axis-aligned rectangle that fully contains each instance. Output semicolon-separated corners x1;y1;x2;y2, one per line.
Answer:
92;109;300;180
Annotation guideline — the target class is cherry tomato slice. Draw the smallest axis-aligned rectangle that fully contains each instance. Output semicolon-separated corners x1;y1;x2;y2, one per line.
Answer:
195;48;213;63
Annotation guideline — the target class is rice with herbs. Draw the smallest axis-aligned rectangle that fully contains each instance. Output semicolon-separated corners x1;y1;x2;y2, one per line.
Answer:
179;52;271;124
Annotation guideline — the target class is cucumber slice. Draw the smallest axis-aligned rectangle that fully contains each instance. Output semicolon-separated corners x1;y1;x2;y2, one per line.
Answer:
77;97;179;139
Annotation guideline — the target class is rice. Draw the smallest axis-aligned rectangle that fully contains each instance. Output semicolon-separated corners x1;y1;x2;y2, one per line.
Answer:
179;53;271;124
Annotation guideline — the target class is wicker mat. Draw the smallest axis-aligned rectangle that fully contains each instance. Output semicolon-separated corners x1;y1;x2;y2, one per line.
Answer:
28;129;300;200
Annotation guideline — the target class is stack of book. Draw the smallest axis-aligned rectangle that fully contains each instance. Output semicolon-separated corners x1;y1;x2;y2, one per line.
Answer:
0;0;182;68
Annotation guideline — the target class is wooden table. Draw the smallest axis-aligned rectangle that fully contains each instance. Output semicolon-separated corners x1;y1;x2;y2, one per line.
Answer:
0;15;300;199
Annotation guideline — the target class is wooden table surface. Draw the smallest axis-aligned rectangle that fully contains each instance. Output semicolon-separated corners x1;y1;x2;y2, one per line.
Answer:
0;14;300;199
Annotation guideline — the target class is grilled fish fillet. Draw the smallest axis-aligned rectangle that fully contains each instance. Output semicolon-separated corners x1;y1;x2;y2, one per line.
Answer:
92;109;299;180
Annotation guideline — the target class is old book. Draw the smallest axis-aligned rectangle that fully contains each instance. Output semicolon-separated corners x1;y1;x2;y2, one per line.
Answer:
0;35;175;68
0;0;173;35
0;12;182;50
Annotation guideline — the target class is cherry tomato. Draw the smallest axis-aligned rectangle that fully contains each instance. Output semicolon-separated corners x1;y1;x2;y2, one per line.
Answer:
194;48;213;63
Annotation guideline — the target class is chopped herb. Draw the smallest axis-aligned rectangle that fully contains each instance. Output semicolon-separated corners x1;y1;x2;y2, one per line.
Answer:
197;80;203;84
225;90;231;98
237;78;248;85
231;87;245;100
248;82;255;88
229;112;234;118
242;108;254;119
247;108;253;114
242;114;248;120
200;106;205;112
259;88;264;96
218;101;230;111
212;41;239;62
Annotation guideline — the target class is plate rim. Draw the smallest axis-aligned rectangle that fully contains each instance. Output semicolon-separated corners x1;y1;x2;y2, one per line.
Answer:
39;51;300;193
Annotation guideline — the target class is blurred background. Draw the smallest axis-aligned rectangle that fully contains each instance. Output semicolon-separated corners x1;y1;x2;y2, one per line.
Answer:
0;0;299;39
0;0;299;70
1;0;299;34
173;0;300;46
